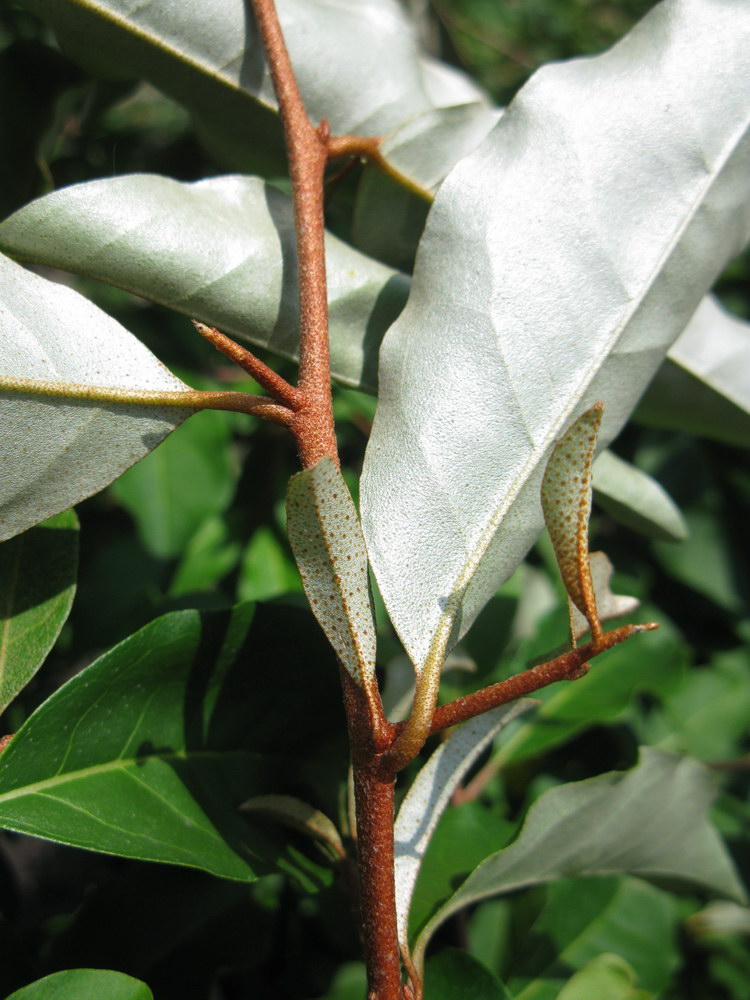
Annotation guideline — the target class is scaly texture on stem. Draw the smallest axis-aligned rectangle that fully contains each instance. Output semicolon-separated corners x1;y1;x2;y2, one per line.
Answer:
424;622;658;737
192;321;302;409
251;0;338;469
342;671;406;1000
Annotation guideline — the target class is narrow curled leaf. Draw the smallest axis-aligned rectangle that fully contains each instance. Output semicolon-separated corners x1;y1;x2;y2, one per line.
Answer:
394;700;535;953
286;458;377;692
541;403;603;640
0;252;194;541
412;748;745;972
569;552;639;640
592;450;688;542
241;794;344;860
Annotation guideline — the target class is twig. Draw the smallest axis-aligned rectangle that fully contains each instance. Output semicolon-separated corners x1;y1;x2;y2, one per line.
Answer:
422;622;658;737
192;321;302;409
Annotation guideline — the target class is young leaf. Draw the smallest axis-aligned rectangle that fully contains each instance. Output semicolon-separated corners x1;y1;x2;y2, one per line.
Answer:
412;748;745;972
0;252;195;542
361;0;750;675
568;552;639;641
286;458;378;698
0;175;409;391
0;603;343;887
541;403;603;642
592;450;688;542
393;701;535;953
6;969;153;1000
0;509;78;715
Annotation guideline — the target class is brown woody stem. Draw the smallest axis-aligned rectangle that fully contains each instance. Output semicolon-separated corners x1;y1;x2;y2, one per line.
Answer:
341;671;406;1000
251;0;338;469
421;622;659;737
192;321;302;409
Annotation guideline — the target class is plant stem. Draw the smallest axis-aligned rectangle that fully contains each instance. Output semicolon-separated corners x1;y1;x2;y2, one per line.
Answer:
192;321;302;409
422;622;658;737
251;2;408;994
341;671;406;1000
251;0;338;469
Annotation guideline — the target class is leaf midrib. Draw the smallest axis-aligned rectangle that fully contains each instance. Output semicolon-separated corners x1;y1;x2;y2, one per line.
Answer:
0;747;252;804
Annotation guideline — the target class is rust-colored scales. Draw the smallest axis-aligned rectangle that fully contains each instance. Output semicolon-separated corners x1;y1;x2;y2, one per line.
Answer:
541;402;604;644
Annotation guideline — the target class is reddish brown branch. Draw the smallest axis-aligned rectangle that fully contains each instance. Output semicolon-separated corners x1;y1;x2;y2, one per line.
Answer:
420;622;658;737
251;0;338;469
341;671;405;1000
192;321;302;409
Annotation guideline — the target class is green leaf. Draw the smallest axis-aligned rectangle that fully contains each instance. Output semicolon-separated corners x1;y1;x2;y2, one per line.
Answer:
592;450;688;542
0;251;194;542
509;877;679;1000
19;0;491;184
111;409;237;559
169;516;242;597
6;969;153;1000
286;458;377;693
361;0;750;674
653;508;742;613
0;174;409;392
318;963;367;1000
556;954;653;1000
645;650;750;761
0;509;78;714
424;948;510;1000
237;526;300;603
409;800;516;944
637;295;750;447
412;748;745;971
43;864;278;987
394;701;534;951
0;602;343;886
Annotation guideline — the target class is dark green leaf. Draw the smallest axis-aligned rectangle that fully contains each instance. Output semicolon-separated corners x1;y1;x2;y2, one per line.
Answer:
0;509;78;714
6;969;153;1000
556;954;653;1000
424;948;510;1000
494;604;686;765
0;603;343;886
